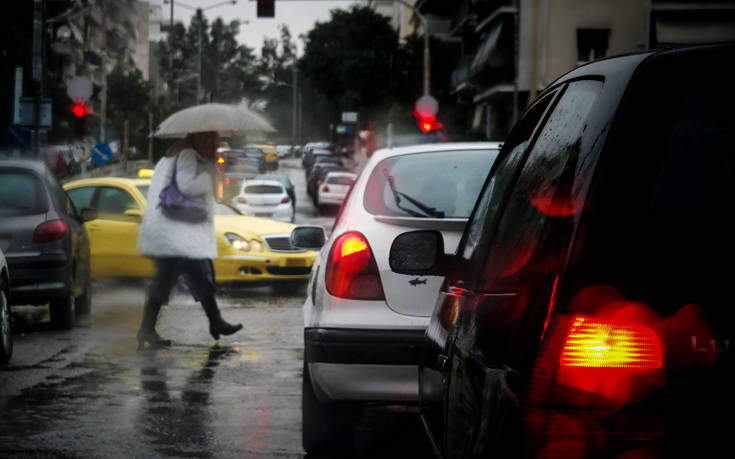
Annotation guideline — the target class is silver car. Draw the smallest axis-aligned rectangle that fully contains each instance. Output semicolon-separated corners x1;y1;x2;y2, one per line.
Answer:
292;142;502;453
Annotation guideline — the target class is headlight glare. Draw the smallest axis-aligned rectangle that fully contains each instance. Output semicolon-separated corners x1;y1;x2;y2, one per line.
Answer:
225;233;250;252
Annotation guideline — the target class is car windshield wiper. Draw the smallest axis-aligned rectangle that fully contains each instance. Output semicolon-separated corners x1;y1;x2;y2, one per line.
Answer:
382;168;445;218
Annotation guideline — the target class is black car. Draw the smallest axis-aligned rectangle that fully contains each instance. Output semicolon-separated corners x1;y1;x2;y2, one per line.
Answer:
390;43;735;458
0;160;94;329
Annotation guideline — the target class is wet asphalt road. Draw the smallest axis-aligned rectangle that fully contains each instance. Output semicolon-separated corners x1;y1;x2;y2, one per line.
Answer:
0;158;433;458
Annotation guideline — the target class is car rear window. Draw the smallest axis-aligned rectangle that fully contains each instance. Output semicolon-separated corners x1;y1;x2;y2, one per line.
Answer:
244;185;283;194
327;176;354;185
363;149;498;218
0;168;49;216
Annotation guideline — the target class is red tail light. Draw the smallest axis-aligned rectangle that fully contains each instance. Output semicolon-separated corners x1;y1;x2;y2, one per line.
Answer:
33;220;68;243
281;196;290;204
560;316;662;369
237;197;247;204
325;231;385;300
322;185;330;193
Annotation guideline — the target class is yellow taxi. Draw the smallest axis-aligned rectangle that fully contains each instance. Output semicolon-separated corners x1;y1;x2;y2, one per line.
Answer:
252;144;279;170
62;177;317;284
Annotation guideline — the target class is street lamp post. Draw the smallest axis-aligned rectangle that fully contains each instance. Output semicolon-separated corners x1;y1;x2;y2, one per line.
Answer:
163;0;237;103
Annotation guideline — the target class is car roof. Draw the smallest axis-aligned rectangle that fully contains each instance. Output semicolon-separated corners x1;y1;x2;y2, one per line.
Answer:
0;159;50;174
64;177;151;188
325;171;356;178
370;141;504;163
242;179;285;188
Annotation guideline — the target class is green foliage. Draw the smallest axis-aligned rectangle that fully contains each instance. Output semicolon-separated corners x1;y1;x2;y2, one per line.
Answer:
106;63;152;152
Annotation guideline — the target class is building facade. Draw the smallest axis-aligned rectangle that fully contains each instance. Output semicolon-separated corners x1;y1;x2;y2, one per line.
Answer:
417;0;735;140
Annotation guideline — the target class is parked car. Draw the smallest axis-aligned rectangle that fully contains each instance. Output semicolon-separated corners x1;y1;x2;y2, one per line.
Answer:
302;148;333;170
290;141;502;453
388;43;735;458
63;177;317;284
1;249;11;364
252;144;279;170
315;171;356;209
253;174;296;211
231;178;294;223
216;149;262;202
306;163;348;198
0;160;93;329
276;145;292;158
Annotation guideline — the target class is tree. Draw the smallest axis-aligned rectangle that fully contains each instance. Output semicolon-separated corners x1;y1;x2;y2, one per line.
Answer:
106;63;151;153
258;24;298;138
300;6;399;126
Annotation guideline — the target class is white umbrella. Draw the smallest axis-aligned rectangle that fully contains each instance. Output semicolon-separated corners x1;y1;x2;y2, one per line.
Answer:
154;103;276;138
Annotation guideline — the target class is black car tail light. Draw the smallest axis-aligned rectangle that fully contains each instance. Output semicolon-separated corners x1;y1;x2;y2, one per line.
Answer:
33;220;68;243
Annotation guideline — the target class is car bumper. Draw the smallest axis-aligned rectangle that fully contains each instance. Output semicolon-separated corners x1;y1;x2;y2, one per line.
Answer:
233;204;292;222
6;252;71;305
305;328;437;402
214;253;316;283
317;193;346;206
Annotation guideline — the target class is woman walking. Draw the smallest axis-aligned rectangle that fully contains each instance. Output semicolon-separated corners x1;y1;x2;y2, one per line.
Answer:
136;131;242;349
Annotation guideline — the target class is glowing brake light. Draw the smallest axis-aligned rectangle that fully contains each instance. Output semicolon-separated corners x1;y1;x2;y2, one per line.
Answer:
217;157;225;164
560;316;662;369
325;232;385;300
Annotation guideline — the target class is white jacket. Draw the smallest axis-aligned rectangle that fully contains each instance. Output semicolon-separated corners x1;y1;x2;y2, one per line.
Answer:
138;148;218;259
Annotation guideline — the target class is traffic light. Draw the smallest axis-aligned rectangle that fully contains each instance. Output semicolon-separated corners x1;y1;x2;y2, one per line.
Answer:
257;0;275;17
413;109;443;133
71;101;90;139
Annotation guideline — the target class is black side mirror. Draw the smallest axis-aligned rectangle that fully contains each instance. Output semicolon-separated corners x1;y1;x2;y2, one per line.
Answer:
389;230;445;275
80;207;98;222
291;226;326;250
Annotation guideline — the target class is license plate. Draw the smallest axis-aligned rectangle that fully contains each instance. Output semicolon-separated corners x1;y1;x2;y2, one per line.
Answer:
286;258;305;267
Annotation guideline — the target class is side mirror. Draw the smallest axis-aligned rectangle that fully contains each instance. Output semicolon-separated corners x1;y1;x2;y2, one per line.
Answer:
124;209;143;223
80;207;98;223
291;226;326;250
389;230;445;275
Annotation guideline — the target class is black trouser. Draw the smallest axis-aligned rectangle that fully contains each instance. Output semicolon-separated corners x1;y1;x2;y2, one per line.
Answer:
147;257;217;306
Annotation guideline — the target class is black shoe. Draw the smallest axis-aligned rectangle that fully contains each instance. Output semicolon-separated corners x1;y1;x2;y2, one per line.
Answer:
137;330;173;350
209;321;243;340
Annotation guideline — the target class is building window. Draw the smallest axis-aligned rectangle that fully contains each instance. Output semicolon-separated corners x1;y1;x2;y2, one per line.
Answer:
577;28;610;65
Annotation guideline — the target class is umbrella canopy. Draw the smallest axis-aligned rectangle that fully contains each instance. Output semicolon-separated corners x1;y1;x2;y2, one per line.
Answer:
154;103;276;138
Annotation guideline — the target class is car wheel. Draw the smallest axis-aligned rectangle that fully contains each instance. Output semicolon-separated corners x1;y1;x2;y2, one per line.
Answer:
0;286;12;365
302;360;354;453
75;280;92;315
50;294;75;330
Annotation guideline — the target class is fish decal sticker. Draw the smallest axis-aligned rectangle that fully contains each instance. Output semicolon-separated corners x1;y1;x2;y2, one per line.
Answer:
409;278;427;286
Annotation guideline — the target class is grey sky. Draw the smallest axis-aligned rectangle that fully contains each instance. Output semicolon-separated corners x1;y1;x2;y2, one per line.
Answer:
152;0;361;55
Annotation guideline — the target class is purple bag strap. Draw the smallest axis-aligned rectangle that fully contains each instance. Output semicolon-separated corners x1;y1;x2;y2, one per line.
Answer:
170;153;180;187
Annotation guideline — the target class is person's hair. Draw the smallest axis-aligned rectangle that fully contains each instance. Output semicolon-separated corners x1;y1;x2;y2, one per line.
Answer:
165;132;217;157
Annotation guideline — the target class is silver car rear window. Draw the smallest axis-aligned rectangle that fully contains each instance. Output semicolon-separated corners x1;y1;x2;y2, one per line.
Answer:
363;149;497;219
244;185;283;194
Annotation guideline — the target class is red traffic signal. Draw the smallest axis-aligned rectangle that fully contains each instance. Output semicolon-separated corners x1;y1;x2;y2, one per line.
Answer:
71;102;91;118
413;110;443;133
72;102;85;118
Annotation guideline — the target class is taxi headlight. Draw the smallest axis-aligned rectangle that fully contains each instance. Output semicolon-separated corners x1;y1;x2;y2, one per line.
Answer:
224;233;263;252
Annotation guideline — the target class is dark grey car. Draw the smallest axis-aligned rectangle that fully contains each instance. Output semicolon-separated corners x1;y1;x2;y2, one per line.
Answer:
0;160;93;329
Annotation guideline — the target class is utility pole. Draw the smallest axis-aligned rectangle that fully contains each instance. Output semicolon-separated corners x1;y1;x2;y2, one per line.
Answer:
292;66;298;147
31;0;45;157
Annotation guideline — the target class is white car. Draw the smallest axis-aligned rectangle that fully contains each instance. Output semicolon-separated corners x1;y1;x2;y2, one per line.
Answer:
1;249;11;365
231;179;294;223
291;142;502;453
315;171;356;209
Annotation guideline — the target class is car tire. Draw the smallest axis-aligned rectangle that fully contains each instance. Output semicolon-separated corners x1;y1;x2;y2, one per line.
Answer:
0;285;12;365
302;360;354;454
50;294;75;330
75;280;92;315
